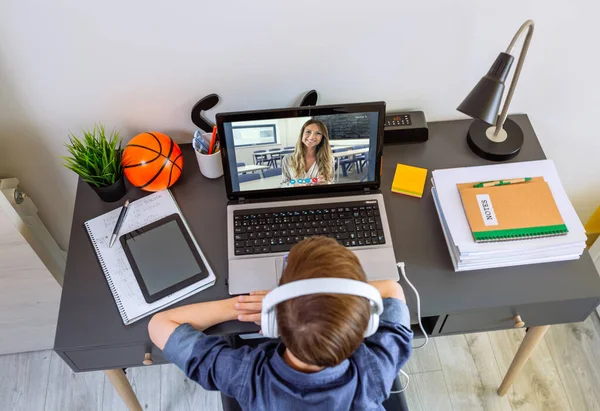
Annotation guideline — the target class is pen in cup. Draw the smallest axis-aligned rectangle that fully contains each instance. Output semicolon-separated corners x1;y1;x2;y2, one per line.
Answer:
193;130;223;178
208;126;217;154
193;130;209;153
193;130;219;155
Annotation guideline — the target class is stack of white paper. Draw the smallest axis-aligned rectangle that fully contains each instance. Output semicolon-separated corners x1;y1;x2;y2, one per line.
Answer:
431;160;586;271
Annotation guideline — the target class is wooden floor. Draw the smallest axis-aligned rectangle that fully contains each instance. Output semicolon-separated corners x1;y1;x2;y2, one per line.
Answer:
2;313;600;411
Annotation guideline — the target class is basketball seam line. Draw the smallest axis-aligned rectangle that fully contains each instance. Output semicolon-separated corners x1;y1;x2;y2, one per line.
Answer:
123;145;183;173
139;134;174;189
123;131;164;171
122;144;162;168
167;153;183;188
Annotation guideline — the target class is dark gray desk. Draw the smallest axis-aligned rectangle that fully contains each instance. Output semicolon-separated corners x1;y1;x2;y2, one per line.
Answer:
54;115;600;408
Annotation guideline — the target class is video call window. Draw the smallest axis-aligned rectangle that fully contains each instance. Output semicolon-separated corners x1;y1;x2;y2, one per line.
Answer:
222;112;379;193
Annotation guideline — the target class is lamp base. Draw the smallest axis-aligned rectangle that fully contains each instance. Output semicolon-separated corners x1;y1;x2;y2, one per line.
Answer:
466;118;523;161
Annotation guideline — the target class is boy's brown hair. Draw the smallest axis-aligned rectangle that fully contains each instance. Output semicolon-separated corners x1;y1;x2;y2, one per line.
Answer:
277;236;371;367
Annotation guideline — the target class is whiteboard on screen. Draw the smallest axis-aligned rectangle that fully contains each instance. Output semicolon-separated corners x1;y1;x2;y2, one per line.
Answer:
232;124;277;147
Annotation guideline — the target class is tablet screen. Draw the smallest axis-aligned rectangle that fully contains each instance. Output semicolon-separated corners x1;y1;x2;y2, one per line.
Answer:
124;218;204;297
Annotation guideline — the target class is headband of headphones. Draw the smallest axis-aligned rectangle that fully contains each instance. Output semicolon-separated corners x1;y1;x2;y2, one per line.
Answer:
260;278;383;339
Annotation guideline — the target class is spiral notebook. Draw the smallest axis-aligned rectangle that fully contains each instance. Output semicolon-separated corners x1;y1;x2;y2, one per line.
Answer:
458;178;568;242
84;190;216;325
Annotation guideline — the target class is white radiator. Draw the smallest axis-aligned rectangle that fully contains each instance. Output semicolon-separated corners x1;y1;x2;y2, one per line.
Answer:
0;178;63;354
0;178;66;284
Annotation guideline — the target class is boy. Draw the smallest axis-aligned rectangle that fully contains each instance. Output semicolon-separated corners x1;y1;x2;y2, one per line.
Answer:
149;237;413;410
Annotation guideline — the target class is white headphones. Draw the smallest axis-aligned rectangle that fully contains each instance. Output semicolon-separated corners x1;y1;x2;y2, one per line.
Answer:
260;278;384;339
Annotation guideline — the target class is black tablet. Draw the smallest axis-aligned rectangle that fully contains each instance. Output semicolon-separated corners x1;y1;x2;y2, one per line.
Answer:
120;214;209;303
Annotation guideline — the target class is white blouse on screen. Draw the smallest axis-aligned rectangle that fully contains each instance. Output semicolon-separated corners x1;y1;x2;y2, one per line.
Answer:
280;154;335;187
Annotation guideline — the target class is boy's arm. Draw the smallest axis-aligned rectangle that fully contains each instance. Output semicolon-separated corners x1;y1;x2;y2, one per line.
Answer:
148;296;266;401
363;280;413;399
369;280;406;302
148;298;239;350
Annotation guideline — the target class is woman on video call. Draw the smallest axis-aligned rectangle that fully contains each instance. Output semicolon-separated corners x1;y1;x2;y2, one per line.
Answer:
281;119;335;187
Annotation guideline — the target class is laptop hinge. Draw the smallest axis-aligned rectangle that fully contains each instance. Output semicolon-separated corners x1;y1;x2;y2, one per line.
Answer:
238;197;246;204
364;188;371;195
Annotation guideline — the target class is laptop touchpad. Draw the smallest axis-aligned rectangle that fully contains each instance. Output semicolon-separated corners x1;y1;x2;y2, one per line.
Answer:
229;258;277;295
353;249;399;281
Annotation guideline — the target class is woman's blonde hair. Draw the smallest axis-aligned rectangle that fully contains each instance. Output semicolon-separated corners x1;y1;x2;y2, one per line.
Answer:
289;119;333;181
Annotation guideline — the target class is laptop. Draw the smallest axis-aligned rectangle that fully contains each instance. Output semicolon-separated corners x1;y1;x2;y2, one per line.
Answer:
216;101;399;294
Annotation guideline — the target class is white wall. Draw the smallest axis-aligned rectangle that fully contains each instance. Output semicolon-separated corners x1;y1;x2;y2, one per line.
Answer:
0;0;599;249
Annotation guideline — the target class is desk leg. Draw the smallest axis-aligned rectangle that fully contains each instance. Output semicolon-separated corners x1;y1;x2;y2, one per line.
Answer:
497;325;550;396
104;368;143;411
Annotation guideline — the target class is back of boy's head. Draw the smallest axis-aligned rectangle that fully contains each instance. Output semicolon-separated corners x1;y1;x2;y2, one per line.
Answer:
277;236;370;367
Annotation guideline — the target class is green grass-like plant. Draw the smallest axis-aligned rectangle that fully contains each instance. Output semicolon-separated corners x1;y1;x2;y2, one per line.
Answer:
63;124;123;188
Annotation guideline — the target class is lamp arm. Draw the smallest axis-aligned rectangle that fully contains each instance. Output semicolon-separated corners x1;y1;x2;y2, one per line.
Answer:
494;20;535;137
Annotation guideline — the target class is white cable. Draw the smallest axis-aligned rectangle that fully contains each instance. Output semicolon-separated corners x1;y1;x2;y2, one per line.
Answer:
389;370;410;394
389;262;428;394
397;262;428;350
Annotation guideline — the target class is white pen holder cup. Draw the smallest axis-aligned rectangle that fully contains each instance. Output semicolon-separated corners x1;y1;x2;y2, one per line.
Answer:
193;137;223;179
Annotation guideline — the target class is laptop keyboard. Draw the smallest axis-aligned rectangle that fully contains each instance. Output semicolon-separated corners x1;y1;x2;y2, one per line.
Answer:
233;201;385;256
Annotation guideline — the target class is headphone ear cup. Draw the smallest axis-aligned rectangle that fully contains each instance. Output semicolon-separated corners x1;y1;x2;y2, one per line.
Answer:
364;313;380;338
261;309;271;338
270;310;279;338
261;308;278;339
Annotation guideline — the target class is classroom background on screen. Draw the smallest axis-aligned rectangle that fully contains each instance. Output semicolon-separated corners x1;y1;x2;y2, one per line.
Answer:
223;112;378;192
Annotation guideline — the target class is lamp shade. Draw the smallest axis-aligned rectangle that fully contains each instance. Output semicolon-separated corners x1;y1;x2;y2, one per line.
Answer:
457;52;514;125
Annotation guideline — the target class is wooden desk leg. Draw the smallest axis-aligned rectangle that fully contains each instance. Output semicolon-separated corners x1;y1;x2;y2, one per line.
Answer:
497;325;550;396
104;369;143;411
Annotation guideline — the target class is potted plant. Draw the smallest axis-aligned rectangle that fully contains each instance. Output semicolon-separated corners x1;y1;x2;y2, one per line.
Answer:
63;124;126;202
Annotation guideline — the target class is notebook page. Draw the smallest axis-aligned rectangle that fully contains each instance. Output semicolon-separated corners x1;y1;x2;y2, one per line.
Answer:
85;190;213;324
432;160;586;253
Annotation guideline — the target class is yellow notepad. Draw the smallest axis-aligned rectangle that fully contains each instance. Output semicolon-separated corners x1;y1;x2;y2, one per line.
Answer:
391;164;428;198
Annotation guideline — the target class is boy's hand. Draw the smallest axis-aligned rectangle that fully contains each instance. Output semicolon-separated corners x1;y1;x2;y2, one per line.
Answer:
368;280;405;302
235;290;269;325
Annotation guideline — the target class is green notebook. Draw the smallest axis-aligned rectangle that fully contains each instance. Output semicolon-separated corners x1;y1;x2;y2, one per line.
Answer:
458;178;568;243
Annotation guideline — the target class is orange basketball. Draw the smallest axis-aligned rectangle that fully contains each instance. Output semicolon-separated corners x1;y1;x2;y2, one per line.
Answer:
122;132;183;191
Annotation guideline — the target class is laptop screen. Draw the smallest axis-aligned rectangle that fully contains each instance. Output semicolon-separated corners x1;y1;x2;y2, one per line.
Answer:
218;103;383;196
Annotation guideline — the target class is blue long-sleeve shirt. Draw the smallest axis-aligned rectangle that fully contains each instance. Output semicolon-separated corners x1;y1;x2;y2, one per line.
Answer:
163;298;413;410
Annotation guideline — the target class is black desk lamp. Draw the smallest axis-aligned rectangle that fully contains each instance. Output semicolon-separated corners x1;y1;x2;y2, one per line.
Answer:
457;20;535;161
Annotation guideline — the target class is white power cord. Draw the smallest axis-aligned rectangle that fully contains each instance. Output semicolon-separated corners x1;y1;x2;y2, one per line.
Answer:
395;370;410;394
398;262;428;350
389;262;428;394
